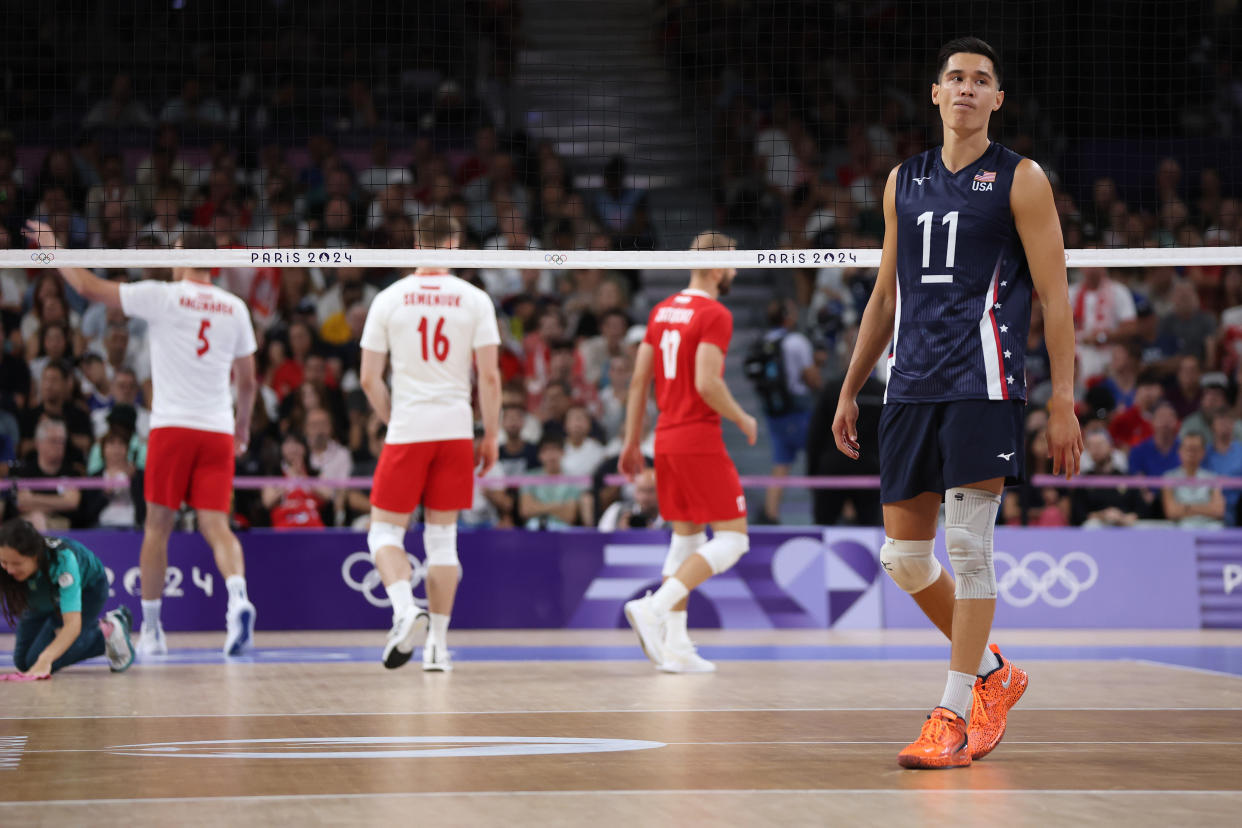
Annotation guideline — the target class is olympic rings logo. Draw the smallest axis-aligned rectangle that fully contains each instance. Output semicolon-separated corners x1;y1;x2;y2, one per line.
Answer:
544;254;568;265
993;550;1098;608
340;551;427;608
30;251;55;264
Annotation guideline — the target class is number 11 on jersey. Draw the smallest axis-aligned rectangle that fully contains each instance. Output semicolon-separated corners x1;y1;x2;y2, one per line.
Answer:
918;210;958;284
659;329;681;378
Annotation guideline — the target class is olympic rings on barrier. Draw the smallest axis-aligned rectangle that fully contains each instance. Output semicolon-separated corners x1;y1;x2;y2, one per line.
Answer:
544;253;568;265
340;550;427;608
30;252;55;264
993;550;1098;608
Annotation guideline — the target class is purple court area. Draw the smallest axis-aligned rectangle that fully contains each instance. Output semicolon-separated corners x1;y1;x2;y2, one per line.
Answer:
6;643;1240;677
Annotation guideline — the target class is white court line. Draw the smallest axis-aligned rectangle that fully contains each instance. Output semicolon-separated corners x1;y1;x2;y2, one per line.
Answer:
1;789;1240;808
2;706;1242;721
22;739;1242;756
1130;659;1242;680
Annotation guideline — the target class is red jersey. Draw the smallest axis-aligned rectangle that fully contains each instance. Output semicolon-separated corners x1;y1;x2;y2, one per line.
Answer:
644;289;733;454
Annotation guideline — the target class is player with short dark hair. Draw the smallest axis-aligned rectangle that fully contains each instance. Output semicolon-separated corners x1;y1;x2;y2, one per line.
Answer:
833;37;1082;768
620;231;758;673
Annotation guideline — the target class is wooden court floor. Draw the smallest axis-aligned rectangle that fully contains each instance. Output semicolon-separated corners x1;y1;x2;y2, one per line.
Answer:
1;630;1240;827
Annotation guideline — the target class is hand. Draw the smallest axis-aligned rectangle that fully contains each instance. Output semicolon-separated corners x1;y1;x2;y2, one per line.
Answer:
15;490;32;512
475;435;499;477
26;655;54;678
1046;398;1083;479
737;413;758;446
618;441;644;480
233;425;250;457
23;219;61;250
832;396;860;460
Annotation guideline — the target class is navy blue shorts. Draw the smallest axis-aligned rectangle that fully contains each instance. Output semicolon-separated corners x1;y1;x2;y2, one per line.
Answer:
766;408;811;465
877;400;1026;504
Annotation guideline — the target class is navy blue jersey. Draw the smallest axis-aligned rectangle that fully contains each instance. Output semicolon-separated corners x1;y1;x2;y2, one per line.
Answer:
885;142;1032;403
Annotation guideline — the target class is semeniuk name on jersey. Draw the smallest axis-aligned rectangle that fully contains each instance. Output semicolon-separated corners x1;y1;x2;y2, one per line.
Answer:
178;293;237;314
403;291;463;307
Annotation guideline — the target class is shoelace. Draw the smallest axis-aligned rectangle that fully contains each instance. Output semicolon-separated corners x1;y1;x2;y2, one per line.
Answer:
920;714;954;742
971;684;990;726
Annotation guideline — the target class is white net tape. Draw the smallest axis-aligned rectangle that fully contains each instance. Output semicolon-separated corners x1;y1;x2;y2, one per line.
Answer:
8;247;1242;271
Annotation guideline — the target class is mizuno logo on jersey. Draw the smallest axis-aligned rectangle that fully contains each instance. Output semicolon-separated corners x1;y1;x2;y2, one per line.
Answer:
655;307;695;324
913;177;929;185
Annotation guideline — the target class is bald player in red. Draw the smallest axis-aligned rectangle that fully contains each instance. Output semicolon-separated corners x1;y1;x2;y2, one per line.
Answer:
620;231;758;673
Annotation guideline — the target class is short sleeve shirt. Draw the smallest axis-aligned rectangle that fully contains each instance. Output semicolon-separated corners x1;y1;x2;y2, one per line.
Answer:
360;273;501;444
119;280;257;434
643;289;733;454
24;537;106;616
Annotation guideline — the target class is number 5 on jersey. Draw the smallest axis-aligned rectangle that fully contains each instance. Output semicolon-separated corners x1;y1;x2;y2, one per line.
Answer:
659;329;681;378
196;319;211;357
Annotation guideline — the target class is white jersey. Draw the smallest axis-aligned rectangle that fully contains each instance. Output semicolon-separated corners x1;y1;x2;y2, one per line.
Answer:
360;272;501;444
119;279;257;434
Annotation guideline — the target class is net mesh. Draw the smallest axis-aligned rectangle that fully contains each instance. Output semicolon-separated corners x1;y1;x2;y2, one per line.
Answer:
4;2;1242;530
1;1;1239;264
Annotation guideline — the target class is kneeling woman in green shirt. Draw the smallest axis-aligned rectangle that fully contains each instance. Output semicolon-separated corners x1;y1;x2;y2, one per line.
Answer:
0;519;135;676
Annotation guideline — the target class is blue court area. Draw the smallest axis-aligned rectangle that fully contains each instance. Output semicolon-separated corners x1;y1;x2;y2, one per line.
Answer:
9;642;1242;676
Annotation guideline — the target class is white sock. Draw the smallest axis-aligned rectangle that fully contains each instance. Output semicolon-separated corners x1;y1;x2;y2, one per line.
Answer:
649;578;689;614
141;599;162;629
977;647;1001;678
665;610;690;645
939;670;977;721
386;580;414;619
226;575;248;606
429;612;450;645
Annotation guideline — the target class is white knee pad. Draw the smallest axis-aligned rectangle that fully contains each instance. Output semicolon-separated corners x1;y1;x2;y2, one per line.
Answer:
367;521;406;563
695;531;749;575
423;523;460;568
879;537;941;594
663;532;706;577
944;487;1002;600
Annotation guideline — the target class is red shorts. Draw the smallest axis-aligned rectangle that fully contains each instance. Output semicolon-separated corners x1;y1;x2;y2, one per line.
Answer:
654;452;746;525
145;427;235;513
371;439;474;514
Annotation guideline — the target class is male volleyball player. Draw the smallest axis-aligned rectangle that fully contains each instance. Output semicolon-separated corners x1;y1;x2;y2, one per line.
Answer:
832;37;1082;768
359;213;502;671
27;220;259;657
620;231;758;673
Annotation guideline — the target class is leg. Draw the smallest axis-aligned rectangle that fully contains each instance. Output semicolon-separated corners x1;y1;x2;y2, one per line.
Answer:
663;521;706;613
196;509;245;580
137;503;175;656
370;506;413;588
763;463;790;523
422;508;460;617
660;522;716;674
199;509;255;656
421;508;460;671
368;505;426;670
49;580;108;672
943;480;1004;677
140;503;176;602
881;491;951;631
